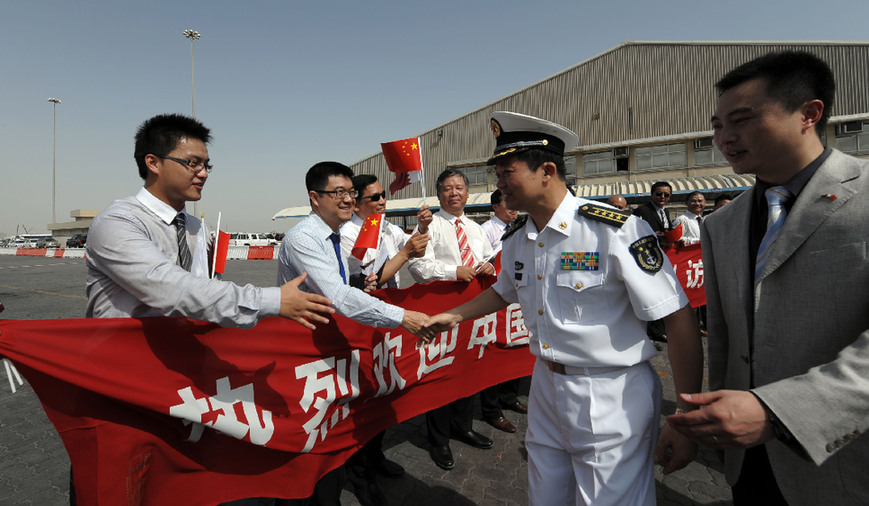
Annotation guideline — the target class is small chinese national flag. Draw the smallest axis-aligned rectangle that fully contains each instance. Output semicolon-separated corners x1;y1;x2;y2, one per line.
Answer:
213;230;231;275
382;137;423;194
351;213;383;260
663;222;684;244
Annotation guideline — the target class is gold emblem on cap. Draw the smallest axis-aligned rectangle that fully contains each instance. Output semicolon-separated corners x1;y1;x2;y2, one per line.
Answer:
542;139;548;146
490;119;502;138
558;221;567;229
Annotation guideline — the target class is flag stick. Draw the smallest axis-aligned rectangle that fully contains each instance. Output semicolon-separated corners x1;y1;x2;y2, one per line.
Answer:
211;211;222;279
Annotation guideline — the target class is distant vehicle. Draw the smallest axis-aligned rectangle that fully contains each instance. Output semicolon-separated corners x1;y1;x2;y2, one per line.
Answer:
229;233;278;247
20;234;51;247
66;234;87;248
36;237;60;248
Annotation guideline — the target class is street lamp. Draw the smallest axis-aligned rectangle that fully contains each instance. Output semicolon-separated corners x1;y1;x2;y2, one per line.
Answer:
182;29;201;118
183;29;202;218
48;97;61;225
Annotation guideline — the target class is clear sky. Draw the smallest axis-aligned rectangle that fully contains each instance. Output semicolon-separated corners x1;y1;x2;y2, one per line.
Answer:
1;0;867;238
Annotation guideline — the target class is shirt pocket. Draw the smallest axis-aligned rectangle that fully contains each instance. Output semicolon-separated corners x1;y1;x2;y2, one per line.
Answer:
555;270;606;324
512;271;529;292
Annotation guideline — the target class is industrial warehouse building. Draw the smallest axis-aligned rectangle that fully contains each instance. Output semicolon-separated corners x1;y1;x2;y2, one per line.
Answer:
273;41;869;226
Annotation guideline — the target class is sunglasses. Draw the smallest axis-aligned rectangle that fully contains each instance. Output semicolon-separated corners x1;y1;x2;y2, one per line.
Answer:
360;191;387;202
654;192;671;198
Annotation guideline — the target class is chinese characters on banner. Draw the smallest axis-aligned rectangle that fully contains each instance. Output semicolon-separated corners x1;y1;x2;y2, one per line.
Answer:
0;278;531;505
665;242;706;308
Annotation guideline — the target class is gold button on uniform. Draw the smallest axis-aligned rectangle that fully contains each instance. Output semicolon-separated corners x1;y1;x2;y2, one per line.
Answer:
538;309;544;315
575;282;583;289
542;343;550;349
538;242;545;248
558;222;567;230
537;274;543;280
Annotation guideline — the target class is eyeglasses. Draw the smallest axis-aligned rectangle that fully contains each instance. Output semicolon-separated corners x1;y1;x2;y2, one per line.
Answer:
654;192;671;198
316;188;358;200
156;154;213;173
359;191;387;202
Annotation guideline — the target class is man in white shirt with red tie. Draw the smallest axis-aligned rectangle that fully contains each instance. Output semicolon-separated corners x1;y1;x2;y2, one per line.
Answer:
407;168;496;470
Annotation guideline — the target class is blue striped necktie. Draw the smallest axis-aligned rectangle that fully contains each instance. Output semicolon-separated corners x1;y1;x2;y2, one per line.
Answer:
755;186;792;283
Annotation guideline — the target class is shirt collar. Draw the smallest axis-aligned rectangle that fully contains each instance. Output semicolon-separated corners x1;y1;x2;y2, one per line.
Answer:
754;147;832;209
308;211;340;239
490;216;508;230
542;192;576;237
437;208;465;224
136;187;183;225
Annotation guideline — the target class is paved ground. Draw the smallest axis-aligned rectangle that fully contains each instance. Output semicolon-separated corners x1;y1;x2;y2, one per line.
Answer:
0;254;732;505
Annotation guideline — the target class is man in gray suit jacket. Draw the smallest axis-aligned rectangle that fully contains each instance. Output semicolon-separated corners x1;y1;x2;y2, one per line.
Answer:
668;51;869;505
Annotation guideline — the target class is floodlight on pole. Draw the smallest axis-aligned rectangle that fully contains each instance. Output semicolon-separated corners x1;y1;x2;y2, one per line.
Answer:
183;29;201;118
48;98;62;225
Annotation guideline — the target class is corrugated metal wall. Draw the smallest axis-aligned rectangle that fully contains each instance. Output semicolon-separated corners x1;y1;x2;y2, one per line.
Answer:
352;42;869;199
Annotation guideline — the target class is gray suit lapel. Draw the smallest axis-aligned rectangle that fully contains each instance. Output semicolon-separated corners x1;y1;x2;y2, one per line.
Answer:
708;189;755;317
759;152;861;281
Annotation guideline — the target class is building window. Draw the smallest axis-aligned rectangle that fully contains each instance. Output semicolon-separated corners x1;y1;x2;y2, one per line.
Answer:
835;121;869;154
582;151;616;176
460;165;489;185
635;142;687;171
694;138;727;166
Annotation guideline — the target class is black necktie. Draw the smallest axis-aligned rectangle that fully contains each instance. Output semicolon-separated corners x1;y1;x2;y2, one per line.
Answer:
172;214;192;271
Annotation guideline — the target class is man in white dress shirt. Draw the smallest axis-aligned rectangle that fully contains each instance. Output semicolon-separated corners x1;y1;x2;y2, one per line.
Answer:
673;191;707;246
407;168;496;470
480;189;518;256
340;174;430;290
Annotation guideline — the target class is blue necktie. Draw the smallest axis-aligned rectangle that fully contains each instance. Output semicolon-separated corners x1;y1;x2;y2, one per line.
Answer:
329;233;346;284
755;186;792;283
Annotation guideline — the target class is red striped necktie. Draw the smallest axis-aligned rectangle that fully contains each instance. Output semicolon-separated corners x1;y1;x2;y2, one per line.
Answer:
455;219;475;267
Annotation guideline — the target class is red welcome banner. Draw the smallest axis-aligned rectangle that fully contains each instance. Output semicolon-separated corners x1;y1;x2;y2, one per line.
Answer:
665;242;706;308
0;279;532;505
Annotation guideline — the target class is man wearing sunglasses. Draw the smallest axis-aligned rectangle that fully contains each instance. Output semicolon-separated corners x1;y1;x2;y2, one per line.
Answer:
340;174;431;291
632;181;674;240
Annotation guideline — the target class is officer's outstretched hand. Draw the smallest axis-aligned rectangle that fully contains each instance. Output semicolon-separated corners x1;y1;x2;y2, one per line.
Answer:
418;312;461;343
654;420;698;475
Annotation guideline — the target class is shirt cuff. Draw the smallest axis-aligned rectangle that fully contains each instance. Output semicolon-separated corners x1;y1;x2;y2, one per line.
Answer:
260;286;282;317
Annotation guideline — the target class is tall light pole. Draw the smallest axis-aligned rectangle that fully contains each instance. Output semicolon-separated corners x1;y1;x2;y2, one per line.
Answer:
183;29;202;218
183;29;200;118
48;98;62;225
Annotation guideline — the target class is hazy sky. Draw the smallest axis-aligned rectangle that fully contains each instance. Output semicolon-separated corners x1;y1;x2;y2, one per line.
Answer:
2;0;867;237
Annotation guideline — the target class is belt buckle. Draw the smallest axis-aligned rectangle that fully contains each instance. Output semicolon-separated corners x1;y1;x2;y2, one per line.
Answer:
546;360;566;375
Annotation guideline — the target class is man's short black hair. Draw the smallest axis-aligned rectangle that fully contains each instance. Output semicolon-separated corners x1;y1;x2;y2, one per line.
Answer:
306;161;354;192
436;168;469;194
518;149;566;180
352;174;378;196
134;114;211;179
490;189;504;207
715;50;835;136
714;193;733;206
650;181;672;195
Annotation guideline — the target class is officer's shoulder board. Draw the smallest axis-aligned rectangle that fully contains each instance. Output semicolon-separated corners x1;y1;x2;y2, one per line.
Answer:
578;203;629;228
501;214;529;241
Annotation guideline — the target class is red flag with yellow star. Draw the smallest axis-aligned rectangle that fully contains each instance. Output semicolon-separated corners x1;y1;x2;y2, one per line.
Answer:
381;137;423;194
351;213;383;260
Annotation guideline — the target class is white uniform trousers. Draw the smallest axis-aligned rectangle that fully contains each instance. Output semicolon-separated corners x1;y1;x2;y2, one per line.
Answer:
526;359;661;506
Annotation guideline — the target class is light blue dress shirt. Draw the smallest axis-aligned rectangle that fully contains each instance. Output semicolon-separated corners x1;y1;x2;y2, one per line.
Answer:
277;212;404;328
